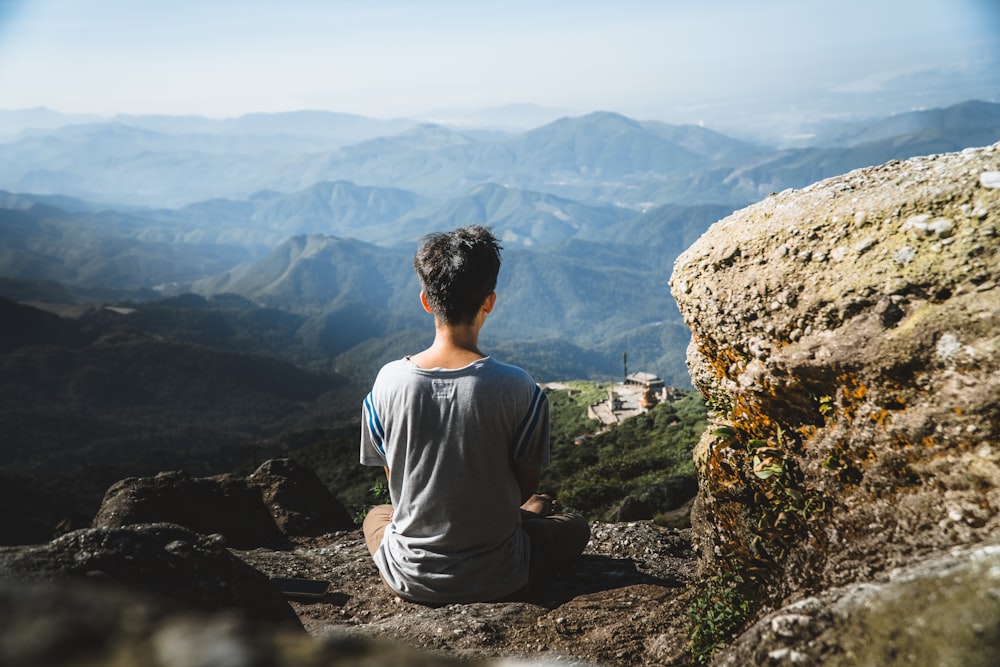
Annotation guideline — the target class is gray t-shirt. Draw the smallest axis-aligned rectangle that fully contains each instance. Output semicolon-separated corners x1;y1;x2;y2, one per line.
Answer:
360;356;550;603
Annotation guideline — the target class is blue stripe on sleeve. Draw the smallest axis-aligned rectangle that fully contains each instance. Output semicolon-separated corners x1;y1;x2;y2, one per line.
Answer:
513;385;546;460
364;392;385;455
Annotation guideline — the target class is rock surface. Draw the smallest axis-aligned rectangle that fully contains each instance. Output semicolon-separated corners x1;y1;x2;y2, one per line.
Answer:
671;143;1000;660
92;459;355;549
16;457;700;664
714;541;1000;667
238;521;697;666
247;458;357;537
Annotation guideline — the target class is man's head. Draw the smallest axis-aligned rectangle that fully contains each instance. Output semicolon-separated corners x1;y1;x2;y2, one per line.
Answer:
414;225;502;325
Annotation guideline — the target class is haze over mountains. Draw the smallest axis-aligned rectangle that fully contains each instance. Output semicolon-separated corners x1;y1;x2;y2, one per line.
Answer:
2;99;1000;393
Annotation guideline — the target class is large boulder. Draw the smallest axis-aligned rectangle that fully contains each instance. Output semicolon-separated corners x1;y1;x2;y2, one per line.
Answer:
93;470;288;549
671;143;1000;659
92;459;355;548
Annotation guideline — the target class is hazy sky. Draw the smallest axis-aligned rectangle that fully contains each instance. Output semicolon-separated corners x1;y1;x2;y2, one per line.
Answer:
0;0;997;126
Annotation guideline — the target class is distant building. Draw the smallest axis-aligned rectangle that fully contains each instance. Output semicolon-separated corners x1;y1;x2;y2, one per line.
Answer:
587;370;671;428
625;372;664;391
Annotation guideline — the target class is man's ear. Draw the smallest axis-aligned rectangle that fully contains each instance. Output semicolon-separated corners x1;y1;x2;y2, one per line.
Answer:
419;291;434;313
482;291;497;314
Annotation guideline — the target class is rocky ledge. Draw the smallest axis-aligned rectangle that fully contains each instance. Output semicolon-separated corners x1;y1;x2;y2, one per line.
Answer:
1;459;698;666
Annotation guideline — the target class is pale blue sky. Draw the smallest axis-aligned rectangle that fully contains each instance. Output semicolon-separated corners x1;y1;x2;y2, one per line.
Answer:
0;0;997;126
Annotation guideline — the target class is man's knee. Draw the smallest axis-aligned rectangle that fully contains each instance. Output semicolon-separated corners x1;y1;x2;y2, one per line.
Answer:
558;512;591;556
363;504;393;556
523;512;590;576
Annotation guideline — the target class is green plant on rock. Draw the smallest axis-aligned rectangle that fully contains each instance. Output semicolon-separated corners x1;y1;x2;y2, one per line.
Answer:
687;568;755;664
370;479;389;502
691;405;829;662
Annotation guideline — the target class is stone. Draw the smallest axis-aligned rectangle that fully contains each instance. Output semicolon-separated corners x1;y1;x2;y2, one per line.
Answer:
92;470;287;549
0;523;301;628
671;142;1000;659
714;543;1000;667
92;459;354;549
0;578;473;666
979;171;1000;189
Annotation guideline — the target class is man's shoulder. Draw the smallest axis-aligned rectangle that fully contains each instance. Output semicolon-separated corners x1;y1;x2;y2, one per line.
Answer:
483;357;538;385
372;358;414;385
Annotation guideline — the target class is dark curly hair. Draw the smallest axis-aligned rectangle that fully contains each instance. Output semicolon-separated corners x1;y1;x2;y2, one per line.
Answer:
413;225;503;325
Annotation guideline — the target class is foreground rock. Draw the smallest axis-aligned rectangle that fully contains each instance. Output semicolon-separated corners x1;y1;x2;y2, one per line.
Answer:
0;520;696;666
0;578;476;667
716;541;1000;667
671;143;1000;661
33;457;698;664
0;523;301;628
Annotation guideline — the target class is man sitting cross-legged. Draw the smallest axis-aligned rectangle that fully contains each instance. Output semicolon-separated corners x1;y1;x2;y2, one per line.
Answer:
360;225;590;604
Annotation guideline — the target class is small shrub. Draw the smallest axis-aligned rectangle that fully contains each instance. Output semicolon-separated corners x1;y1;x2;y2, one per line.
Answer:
687;570;756;664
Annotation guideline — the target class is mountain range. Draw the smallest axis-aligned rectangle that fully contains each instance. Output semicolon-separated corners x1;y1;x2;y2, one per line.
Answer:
2;100;999;389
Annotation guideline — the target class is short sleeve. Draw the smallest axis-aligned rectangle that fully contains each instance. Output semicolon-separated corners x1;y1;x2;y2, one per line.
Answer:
511;384;550;467
360;390;387;467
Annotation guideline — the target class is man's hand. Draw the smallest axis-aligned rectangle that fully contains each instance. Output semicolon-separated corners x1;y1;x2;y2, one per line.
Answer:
521;493;559;517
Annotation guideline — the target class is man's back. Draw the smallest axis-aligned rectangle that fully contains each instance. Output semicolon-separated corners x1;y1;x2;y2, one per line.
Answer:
360;355;549;603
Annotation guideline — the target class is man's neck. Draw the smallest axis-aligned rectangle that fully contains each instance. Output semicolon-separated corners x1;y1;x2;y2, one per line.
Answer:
410;322;486;370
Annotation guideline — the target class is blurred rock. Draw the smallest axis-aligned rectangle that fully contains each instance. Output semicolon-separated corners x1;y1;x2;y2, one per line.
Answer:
0;578;478;667
714;542;1000;667
0;523;301;628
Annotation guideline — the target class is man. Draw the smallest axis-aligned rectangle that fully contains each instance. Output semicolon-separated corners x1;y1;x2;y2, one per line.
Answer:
360;225;590;604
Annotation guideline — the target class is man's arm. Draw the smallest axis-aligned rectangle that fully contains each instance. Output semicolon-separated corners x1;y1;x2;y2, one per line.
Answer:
513;462;540;505
515;463;559;516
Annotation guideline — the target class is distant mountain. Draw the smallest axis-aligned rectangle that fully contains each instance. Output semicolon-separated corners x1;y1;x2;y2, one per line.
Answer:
0;107;103;139
187;232;689;384
4;102;995;210
282;123;500;196
507;112;714;175
582;203;736;254
640;100;1000;205
4;100;999;390
811;100;1000;148
190;234;421;317
0;297;349;473
0;191;253;287
248;181;427;240
0;123;274;206
0;115;422;206
416;103;573;130
0;298;87;352
400;183;635;248
115;109;415;142
281;112;762;207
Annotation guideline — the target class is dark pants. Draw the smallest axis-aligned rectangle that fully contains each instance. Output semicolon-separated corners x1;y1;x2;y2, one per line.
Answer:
363;504;590;587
